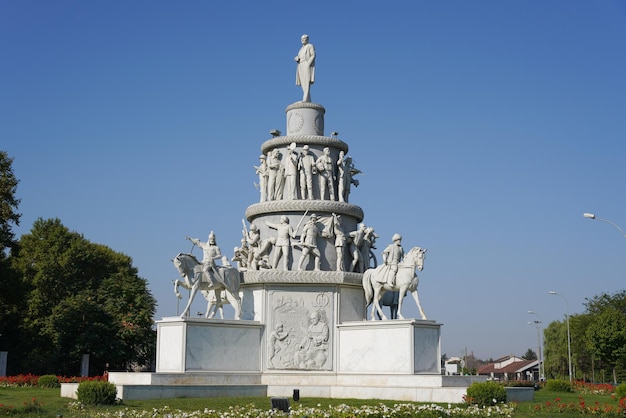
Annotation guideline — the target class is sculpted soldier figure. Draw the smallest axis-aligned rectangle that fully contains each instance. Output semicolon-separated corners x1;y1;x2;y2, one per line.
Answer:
246;223;261;268
337;151;362;203
265;215;297;270
382;233;404;287
294;34;315;102
297;213;323;271
254;154;268;202
186;231;226;286
284;142;299;200
267;148;281;201
348;223;367;272
331;213;347;271
298;145;316;200
316;147;335;201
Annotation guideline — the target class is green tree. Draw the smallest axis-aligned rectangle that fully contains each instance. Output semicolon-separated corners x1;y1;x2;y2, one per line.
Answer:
12;218;156;375
0;151;23;357
543;320;569;380
521;348;537;360
0;151;21;256
586;307;626;385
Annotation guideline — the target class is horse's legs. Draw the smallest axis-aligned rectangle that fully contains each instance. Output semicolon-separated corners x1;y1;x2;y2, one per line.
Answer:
391;304;398;320
410;289;427;320
396;287;409;320
372;286;388;320
181;280;199;317
223;289;242;320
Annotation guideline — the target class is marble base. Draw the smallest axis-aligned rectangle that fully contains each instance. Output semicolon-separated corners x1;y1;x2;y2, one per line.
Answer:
156;317;263;373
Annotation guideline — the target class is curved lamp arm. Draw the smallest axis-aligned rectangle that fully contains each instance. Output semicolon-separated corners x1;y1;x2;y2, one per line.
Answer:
583;213;626;238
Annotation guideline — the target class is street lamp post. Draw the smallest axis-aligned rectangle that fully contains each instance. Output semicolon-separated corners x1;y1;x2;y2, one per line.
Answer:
528;310;544;380
583;213;626;238
549;291;572;382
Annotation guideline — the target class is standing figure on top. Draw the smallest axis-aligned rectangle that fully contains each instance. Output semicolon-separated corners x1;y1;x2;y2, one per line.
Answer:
284;142;300;200
298;145;316;200
381;234;404;287
294;34;315;102
316;147;335;201
186;231;226;287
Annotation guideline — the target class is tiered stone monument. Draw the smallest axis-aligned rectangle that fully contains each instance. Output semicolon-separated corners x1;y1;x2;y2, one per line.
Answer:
104;34;484;403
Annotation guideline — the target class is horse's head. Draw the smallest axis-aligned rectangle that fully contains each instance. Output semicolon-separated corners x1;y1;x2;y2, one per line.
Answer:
405;247;427;271
173;253;185;276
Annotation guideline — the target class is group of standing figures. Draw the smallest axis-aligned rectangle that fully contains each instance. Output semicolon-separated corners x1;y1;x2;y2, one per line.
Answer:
232;214;379;273
255;143;362;203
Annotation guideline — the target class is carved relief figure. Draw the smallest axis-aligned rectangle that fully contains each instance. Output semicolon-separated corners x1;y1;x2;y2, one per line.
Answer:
294;34;315;102
297;213;323;271
266;215;296;270
245;223;261;268
315;147;335;201
254;154;268;202
268;323;290;368
294;310;329;369
284;142;299;200
298;145;316;200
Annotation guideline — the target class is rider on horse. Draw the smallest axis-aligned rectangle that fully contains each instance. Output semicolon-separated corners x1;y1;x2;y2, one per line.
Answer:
381;233;404;287
187;232;227;287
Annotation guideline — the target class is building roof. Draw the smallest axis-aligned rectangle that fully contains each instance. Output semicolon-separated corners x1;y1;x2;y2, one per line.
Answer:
477;355;539;375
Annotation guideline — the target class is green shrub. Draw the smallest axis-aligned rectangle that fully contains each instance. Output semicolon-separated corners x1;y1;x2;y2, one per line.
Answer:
37;374;60;388
616;383;626;399
545;379;572;392
76;380;117;405
465;381;507;407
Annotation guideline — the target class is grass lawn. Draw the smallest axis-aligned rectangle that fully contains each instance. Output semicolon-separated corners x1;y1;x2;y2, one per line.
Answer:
0;386;623;417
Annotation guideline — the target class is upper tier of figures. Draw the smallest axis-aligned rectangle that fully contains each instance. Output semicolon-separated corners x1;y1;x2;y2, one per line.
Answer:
255;141;362;203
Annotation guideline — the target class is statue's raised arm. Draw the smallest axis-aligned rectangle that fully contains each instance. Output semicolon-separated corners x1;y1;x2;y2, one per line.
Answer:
295;34;315;102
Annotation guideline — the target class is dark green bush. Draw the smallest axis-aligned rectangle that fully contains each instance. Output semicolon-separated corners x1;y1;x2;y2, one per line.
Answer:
545;379;572;392
76;380;117;405
465;381;507;407
616;383;626;399
37;374;60;388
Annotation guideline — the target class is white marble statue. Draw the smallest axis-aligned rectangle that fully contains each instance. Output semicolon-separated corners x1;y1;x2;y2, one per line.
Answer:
297;213;323;271
298;145;316;200
348;223;367;272
186;232;225;287
254;154;268;202
173;253;242;319
337;151;362;203
330;213;347;271
284;142;299;200
267;148;282;201
382;233;404;287
315;147;335;201
266;215;297;270
362;246;428;321
294;34;315;102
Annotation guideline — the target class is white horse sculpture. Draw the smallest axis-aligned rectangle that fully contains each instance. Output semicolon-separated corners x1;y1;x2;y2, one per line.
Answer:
173;253;242;319
362;246;427;321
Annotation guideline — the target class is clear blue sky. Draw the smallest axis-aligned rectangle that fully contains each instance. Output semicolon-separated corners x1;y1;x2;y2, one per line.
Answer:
2;1;625;360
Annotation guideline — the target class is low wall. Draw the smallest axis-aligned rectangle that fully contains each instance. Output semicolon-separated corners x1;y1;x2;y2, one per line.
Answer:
505;386;534;402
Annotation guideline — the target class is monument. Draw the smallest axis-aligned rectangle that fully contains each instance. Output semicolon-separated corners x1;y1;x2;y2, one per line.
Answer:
103;35;484;403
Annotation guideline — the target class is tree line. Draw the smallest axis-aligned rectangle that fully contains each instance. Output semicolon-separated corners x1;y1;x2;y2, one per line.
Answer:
0;151;156;376
543;290;626;384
